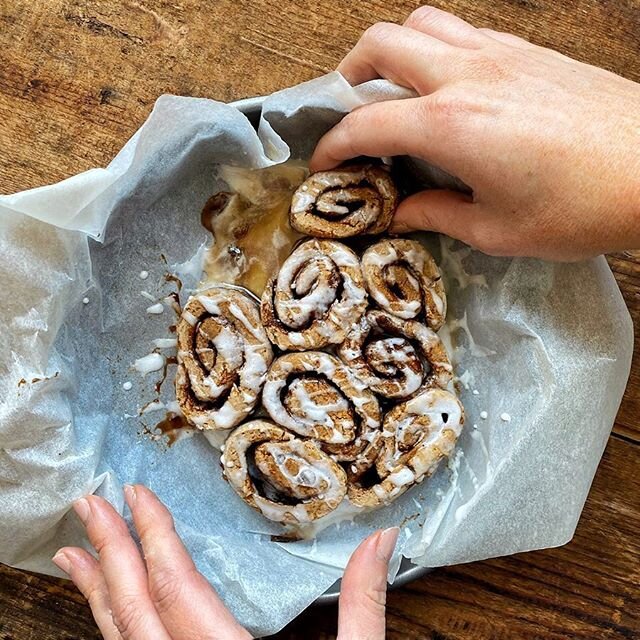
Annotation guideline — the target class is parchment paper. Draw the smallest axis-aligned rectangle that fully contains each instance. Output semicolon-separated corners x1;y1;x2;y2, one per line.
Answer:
0;73;633;637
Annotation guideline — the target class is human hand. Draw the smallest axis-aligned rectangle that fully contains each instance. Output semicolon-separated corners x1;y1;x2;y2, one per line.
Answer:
52;485;398;640
310;7;640;260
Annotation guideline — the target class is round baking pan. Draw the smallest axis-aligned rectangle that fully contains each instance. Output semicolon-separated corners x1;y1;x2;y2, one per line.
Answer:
230;95;431;604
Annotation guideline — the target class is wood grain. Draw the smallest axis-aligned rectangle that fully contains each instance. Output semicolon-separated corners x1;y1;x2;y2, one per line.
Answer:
0;1;638;639
608;253;640;443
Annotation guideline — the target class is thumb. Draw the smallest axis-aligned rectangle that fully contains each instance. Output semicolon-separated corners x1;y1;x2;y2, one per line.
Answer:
337;528;399;640
390;189;480;244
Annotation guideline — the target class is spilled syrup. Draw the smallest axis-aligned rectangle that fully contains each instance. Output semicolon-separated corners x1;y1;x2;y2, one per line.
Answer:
154;412;191;446
164;290;182;315
154;355;178;395
199;164;308;296
164;273;183;291
270;532;304;543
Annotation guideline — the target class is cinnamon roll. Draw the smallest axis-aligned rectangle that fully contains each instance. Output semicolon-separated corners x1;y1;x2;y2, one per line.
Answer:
289;165;398;238
176;287;273;430
362;238;446;331
260;239;368;351
348;389;464;508
338;310;453;399
222;420;348;524
262;351;382;476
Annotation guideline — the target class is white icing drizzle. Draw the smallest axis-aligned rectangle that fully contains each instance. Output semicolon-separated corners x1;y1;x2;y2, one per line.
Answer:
146;303;164;315
176;287;273;431
262;239;367;351
153;338;178;348
133;353;165;375
262;352;380;446
362;238;446;330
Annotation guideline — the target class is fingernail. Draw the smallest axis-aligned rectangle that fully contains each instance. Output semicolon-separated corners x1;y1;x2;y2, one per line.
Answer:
123;484;137;508
73;497;91;524
376;527;400;563
52;550;72;574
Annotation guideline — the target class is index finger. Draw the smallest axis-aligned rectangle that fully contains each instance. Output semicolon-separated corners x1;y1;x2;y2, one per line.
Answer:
337;22;458;93
75;496;172;640
309;97;455;173
125;485;251;640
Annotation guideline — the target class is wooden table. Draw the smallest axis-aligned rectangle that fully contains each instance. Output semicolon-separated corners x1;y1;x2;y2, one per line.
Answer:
1;1;638;638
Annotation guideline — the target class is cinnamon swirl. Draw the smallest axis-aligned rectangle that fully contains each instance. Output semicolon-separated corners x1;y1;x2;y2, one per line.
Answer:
338;310;453;399
289;165;398;238
176;287;273;430
362;238;446;330
260;239;368;351
262;351;382;476
222;420;348;524
348;389;464;508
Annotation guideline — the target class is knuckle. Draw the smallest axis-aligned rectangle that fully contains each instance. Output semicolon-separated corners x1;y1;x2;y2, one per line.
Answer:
90;531;113;555
341;584;387;616
148;566;186;614
335;111;364;155
363;585;387;611
406;6;446;30
137;510;174;541
418;88;493;134
111;595;143;639
414;205;442;232
463;51;515;82
420;91;467;125
362;21;397;46
83;581;108;610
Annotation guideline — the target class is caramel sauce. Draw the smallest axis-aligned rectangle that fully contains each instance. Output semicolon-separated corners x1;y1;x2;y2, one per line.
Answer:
164;290;182;315
200;164;308;296
154;355;178;395
164;273;183;291
154;412;190;446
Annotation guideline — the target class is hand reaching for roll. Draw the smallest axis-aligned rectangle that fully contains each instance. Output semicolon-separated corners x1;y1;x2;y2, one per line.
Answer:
310;6;640;260
53;486;398;640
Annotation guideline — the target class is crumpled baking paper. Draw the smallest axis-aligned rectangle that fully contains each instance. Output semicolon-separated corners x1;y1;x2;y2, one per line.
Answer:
0;72;633;637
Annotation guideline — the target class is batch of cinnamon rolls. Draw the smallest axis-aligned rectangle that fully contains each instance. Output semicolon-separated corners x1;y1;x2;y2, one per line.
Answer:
176;164;465;527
